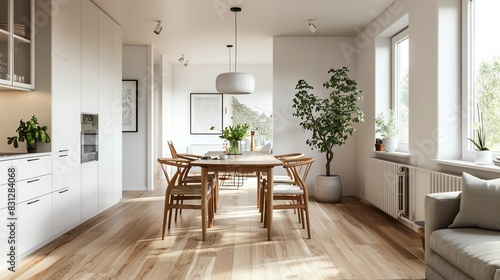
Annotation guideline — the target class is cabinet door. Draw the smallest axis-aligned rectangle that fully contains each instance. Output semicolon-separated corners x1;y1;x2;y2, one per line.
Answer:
51;0;81;61
81;0;99;113
98;11;113;211
112;21;122;204
51;55;81;153
52;187;80;235
17;194;52;255
81;160;98;220
13;155;51;181
0;208;7;265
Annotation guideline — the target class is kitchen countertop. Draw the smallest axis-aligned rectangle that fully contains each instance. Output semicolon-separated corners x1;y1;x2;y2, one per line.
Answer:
0;152;51;161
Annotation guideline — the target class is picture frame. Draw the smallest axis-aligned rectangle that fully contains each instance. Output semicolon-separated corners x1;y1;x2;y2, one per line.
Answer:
190;93;223;135
122;79;138;132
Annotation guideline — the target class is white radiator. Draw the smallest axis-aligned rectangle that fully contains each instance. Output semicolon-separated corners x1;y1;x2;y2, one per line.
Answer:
430;171;462;193
364;158;462;221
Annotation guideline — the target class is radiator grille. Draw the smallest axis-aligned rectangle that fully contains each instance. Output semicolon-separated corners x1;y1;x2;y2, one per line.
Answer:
364;158;399;218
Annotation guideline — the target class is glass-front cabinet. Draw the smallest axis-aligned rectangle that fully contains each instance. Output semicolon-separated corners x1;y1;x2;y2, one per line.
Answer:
0;0;34;91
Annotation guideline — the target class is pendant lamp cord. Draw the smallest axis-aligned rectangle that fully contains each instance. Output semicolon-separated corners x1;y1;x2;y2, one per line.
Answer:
234;10;238;72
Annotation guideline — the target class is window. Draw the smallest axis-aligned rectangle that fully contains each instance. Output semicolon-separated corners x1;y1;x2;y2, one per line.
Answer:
464;0;500;159
392;29;409;152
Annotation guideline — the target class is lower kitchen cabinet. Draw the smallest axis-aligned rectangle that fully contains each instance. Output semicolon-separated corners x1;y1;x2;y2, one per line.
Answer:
17;194;52;255
52;187;81;235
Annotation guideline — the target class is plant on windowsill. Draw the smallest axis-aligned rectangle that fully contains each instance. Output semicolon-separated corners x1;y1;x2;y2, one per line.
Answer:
7;115;51;153
293;66;364;203
375;109;398;152
375;138;383;151
210;123;249;155
468;107;491;165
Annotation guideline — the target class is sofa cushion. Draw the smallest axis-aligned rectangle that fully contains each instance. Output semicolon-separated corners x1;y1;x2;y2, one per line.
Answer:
449;172;500;231
430;228;500;279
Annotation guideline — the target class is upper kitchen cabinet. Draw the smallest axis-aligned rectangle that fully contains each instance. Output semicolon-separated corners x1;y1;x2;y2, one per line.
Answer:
0;0;34;91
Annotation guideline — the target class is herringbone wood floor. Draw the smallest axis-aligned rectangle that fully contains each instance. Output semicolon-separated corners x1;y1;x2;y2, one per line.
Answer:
1;177;425;279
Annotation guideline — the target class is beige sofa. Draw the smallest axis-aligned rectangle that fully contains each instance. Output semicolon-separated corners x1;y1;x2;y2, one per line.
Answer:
425;172;500;279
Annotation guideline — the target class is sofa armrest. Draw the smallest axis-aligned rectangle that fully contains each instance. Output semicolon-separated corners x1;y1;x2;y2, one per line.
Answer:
424;191;461;256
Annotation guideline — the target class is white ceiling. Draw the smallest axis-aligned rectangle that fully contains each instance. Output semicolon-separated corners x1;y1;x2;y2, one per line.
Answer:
92;0;395;64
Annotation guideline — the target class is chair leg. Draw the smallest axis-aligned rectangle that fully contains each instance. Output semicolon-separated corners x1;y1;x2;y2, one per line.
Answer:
162;195;170;240
168;196;175;230
304;197;311;239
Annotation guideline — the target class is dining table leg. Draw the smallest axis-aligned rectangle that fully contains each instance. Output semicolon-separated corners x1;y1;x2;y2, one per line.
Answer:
256;171;261;209
201;166;208;241
266;166;273;241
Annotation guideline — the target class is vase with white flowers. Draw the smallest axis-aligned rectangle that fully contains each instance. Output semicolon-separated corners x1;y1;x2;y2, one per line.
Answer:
468;107;491;165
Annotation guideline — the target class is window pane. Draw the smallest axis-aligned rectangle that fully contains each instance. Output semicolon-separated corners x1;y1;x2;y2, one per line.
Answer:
472;0;500;152
396;37;409;147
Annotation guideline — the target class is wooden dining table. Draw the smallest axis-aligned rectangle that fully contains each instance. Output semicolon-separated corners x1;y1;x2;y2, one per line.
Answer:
190;153;283;241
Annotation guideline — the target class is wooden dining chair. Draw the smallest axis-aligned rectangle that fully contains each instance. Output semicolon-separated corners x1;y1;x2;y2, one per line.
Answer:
158;157;214;240
261;157;315;239
167;140;219;215
258;153;304;211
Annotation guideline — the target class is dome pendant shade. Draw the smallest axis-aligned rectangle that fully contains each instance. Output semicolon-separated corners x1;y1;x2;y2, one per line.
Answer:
216;72;255;94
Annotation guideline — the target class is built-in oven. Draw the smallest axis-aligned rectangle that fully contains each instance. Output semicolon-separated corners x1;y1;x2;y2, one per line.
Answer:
81;113;98;163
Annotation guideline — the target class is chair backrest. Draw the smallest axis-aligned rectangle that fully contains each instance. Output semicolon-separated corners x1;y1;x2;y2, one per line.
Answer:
274;153;305;179
158;157;191;190
283;157;315;195
167;140;179;158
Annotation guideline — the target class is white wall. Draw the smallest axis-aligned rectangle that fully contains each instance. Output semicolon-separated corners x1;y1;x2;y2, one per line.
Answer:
122;45;151;190
273;37;359;195
165;63;272;155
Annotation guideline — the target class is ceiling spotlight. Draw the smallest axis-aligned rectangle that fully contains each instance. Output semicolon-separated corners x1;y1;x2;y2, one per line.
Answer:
154;20;162;35
184;60;189;67
308;20;317;33
178;55;185;63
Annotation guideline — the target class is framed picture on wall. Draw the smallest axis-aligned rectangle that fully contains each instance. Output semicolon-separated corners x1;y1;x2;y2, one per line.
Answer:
122;79;138;132
190;93;223;134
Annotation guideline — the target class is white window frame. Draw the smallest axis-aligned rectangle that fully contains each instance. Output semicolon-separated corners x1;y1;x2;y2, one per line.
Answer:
391;28;409;153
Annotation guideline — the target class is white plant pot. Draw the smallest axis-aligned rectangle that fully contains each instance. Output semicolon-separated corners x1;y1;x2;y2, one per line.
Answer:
475;150;492;165
314;175;342;203
382;137;398;152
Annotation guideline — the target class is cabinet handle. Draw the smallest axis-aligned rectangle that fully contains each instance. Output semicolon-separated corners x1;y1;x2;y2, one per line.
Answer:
59;189;69;194
59;154;69;158
59;149;69;152
27;179;40;184
27;158;40;162
27;199;40;205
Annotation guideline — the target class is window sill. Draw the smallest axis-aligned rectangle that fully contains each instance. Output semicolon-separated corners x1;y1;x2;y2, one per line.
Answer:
373;150;411;158
433;159;500;173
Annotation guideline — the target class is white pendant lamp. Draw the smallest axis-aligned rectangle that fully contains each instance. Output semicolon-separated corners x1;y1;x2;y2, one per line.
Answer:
216;7;255;95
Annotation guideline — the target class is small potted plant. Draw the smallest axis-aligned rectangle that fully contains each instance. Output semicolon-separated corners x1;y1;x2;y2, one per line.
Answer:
375;109;398;152
375;138;383;151
468;107;491;165
7;115;51;153
210;123;249;154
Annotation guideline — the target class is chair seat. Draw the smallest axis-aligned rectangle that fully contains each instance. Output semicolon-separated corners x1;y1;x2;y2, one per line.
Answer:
266;184;303;195
272;175;294;184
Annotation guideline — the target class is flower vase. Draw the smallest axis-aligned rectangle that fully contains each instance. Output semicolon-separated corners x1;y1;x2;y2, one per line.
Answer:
228;140;240;155
475;150;492;165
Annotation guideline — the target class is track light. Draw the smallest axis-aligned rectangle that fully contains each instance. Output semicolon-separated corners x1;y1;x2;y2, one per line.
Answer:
308;20;317;33
184;60;189;67
154;20;162;35
178;55;185;63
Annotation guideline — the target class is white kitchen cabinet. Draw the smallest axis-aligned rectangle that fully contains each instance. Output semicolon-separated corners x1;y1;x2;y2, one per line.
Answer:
0;0;35;91
51;0;81;62
0;208;7;265
52;151;81;235
112;21;122;204
81;161;99;220
17;174;51;203
98;10;114;211
17;193;52;255
81;0;99;113
13;155;51;181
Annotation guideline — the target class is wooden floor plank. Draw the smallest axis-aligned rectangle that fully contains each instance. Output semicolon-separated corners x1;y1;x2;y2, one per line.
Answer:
1;177;425;279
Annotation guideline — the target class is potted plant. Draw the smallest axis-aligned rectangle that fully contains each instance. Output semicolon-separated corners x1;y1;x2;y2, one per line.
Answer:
7;115;51;153
468;107;491;165
292;67;364;203
210;123;249;154
375;138;383;151
375;109;398;152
